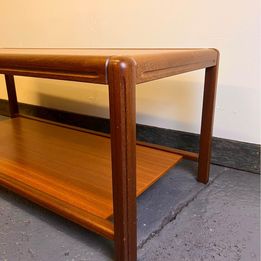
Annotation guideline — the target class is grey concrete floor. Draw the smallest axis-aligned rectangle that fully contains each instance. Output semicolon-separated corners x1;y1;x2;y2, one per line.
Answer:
0;116;260;261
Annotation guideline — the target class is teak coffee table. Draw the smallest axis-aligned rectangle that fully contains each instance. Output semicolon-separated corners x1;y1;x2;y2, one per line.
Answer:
0;48;219;261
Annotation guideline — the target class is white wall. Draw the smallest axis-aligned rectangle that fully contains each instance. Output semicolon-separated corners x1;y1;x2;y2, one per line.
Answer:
0;0;260;144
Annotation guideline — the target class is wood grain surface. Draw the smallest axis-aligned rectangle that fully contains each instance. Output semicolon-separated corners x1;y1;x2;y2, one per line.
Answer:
0;48;218;84
0;48;219;260
0;118;181;231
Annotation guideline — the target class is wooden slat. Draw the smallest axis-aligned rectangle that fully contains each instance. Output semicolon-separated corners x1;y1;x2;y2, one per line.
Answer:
0;117;182;220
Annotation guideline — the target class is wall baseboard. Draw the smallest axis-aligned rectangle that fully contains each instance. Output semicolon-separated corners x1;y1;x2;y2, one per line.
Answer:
0;99;260;174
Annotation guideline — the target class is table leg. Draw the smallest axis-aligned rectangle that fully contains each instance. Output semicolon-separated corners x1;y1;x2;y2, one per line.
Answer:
5;74;19;117
108;58;137;261
198;54;219;184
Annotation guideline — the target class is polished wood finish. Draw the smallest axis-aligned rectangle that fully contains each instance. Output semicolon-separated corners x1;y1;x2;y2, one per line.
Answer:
198;51;220;183
20;114;198;161
0;48;218;84
0;48;219;261
108;58;137;261
0;117;181;237
137;141;199;161
0;170;114;240
4;75;19;117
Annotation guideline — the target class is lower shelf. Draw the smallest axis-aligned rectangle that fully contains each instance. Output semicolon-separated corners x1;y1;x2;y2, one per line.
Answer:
0;117;182;239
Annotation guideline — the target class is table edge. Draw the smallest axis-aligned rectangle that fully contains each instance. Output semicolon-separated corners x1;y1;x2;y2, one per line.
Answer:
0;48;219;84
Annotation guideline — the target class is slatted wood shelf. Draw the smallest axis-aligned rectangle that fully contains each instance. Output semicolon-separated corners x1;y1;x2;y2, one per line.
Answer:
0;117;182;239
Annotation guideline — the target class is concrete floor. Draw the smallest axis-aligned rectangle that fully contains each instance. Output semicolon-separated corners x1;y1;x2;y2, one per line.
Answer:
0;116;260;261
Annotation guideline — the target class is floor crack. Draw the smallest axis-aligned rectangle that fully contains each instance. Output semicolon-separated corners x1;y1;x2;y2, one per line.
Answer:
138;168;227;250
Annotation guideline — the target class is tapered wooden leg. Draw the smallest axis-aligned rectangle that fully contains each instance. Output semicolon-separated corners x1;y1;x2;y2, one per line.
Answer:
5;74;19;117
198;55;219;184
108;57;137;261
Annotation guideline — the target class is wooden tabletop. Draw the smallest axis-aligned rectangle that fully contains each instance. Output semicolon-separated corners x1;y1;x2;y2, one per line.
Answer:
0;48;218;84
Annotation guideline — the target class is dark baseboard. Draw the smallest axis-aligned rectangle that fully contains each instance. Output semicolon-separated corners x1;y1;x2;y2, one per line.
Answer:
0;99;260;174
